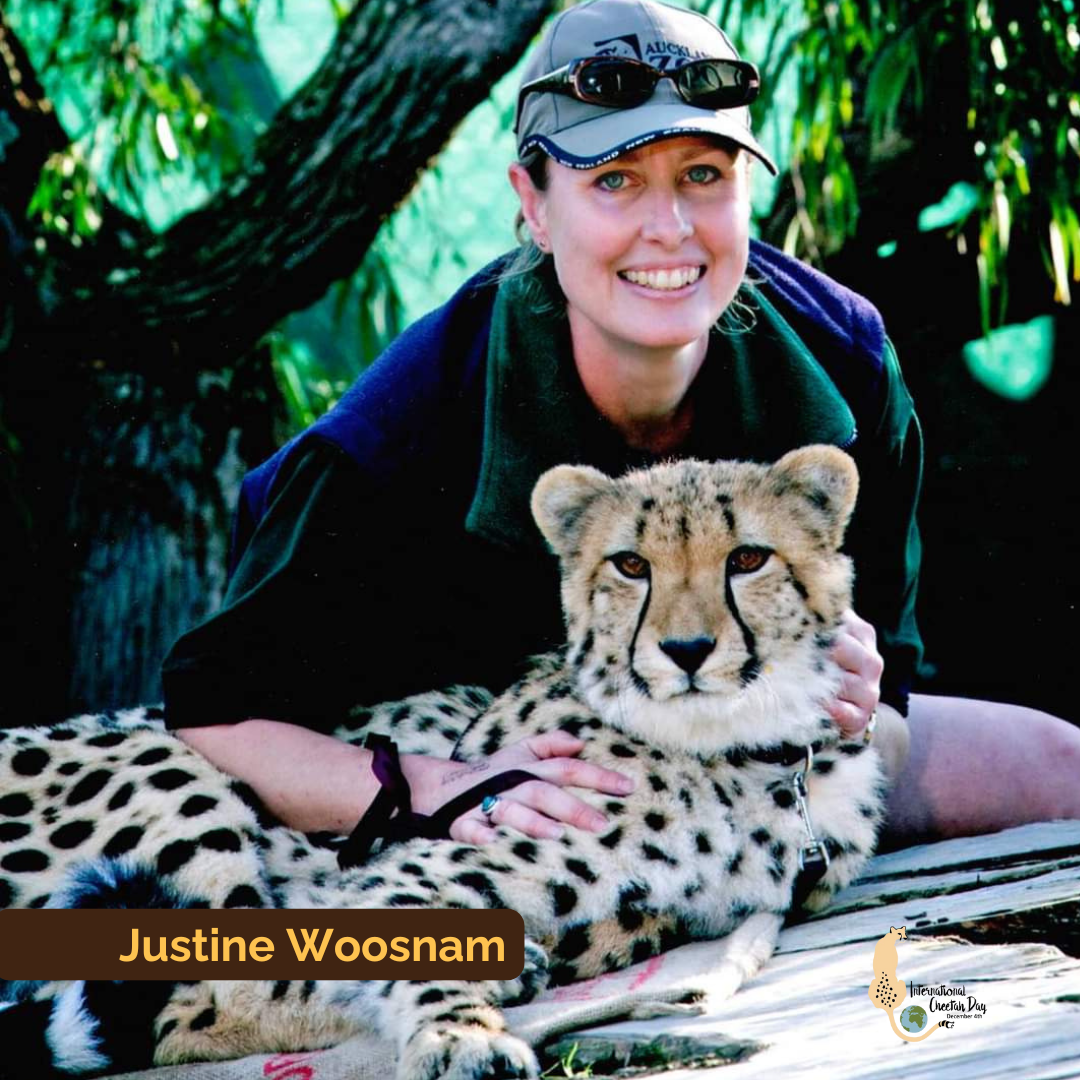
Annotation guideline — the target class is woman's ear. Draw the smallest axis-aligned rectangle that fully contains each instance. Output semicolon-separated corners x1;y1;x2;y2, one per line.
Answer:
508;162;548;250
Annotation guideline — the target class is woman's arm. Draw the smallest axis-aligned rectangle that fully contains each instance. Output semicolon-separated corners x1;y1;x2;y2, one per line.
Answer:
176;719;634;841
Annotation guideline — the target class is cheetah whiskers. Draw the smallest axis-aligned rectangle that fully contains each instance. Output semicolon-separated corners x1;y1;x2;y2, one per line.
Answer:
610;667;637;738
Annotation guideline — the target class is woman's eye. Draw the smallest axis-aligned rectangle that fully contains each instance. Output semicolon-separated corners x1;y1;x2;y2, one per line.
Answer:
596;172;627;191
685;164;720;184
728;547;771;575
611;551;650;579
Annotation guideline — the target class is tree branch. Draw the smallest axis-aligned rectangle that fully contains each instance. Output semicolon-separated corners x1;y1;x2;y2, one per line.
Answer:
35;0;556;365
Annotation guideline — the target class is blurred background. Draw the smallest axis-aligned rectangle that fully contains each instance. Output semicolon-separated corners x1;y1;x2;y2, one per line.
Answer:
0;0;1077;723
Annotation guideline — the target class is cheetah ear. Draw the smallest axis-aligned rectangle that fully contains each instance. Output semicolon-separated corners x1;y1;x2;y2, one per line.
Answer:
768;445;859;549
532;465;614;559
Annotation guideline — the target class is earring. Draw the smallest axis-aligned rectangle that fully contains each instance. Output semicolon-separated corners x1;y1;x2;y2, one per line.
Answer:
535;236;549;252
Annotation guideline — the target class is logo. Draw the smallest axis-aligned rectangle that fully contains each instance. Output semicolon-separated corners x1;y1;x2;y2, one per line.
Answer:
868;925;987;1042
592;36;710;69
593;33;643;60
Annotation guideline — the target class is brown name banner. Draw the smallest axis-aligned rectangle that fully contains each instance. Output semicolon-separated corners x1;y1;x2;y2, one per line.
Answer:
0;908;524;980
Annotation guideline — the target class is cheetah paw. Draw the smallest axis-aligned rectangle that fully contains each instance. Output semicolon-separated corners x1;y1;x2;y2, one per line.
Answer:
400;1024;538;1080
495;939;549;1006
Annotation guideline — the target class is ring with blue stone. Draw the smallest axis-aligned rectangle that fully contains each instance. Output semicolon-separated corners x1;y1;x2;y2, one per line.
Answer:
480;794;501;820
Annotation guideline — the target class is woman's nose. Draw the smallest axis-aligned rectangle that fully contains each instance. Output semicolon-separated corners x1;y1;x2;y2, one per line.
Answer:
641;190;694;247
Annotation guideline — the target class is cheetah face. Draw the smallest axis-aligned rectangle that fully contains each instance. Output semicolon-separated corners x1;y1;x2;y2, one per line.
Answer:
532;446;858;752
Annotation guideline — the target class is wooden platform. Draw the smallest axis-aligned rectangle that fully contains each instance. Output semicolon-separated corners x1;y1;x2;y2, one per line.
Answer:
556;820;1080;1078
103;821;1080;1080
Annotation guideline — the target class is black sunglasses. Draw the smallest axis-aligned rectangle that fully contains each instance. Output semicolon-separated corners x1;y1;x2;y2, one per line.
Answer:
516;56;761;130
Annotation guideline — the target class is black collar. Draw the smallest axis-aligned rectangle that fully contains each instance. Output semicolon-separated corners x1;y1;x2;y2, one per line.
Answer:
725;741;826;768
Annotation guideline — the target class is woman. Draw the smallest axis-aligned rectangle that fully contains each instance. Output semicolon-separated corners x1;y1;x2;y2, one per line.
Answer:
164;0;1080;850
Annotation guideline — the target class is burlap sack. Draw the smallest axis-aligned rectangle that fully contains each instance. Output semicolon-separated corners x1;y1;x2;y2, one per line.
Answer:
101;932;763;1080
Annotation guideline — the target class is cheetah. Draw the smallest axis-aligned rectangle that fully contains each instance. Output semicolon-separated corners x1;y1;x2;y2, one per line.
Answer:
0;446;885;1080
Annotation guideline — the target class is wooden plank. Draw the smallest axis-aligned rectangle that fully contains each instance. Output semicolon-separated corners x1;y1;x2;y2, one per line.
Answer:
779;821;1080;955
563;822;1080;1076
571;937;1080;1078
859;821;1080;880
781;865;1080;954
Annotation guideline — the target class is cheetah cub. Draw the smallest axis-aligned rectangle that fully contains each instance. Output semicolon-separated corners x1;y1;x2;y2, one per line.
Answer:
0;447;885;1080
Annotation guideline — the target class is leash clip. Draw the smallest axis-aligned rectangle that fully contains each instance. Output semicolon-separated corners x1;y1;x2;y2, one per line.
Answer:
792;746;830;877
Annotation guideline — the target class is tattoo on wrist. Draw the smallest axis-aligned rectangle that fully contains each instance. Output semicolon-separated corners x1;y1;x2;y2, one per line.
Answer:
441;762;490;786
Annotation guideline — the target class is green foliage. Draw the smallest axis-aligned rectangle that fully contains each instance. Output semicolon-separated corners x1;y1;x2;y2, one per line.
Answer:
963;314;1055;399
542;1042;594;1078
8;0;397;433
265;233;407;429
717;0;1080;330
917;181;979;232
13;0;262;231
14;0;1075;408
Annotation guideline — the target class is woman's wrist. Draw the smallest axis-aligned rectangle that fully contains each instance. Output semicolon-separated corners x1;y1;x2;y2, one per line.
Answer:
398;753;505;818
398;754;458;817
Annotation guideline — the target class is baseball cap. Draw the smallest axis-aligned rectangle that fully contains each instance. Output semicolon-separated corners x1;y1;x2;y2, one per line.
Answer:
515;0;777;175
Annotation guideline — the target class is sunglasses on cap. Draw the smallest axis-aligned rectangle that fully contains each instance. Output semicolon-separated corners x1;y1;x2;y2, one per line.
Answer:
516;56;761;130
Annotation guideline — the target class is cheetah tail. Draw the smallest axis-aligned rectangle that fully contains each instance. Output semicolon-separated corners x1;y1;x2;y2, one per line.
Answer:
0;978;181;1079
0;860;197;1077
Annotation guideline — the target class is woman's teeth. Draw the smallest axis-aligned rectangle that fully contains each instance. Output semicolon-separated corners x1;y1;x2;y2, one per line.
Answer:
620;266;702;290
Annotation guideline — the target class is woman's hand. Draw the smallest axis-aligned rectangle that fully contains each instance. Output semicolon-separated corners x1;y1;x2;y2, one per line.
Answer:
410;731;635;845
827;609;883;740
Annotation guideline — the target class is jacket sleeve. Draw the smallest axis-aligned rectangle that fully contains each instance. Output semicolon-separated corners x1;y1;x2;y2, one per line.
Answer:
846;338;925;715
161;441;381;731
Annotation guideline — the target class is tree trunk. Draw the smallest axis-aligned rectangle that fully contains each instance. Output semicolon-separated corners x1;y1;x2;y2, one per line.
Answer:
0;0;556;721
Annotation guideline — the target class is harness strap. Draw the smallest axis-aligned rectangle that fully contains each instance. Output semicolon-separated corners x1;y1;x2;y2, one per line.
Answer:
337;734;537;869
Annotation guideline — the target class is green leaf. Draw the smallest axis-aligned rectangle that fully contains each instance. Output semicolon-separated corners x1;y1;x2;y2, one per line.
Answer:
962;316;1055;400
918;182;979;231
864;25;919;139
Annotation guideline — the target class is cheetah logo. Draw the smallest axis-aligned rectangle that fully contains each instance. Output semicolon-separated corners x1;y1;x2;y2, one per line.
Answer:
868;926;942;1041
593;34;642;60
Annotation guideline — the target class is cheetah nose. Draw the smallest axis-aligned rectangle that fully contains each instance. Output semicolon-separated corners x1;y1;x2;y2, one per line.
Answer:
659;636;716;675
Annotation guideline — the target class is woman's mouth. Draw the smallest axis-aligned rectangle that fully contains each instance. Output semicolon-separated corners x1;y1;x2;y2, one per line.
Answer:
617;265;704;291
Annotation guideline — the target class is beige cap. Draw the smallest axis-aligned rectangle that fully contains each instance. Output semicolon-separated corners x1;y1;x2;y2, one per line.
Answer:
515;0;777;174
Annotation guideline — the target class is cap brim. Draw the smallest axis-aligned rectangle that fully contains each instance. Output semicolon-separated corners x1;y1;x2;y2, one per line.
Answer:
521;102;778;177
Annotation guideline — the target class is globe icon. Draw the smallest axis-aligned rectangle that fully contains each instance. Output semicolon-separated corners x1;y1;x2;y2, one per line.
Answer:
900;1005;928;1033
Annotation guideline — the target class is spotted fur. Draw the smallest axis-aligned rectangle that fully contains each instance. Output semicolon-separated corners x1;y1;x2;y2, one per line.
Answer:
0;447;885;1080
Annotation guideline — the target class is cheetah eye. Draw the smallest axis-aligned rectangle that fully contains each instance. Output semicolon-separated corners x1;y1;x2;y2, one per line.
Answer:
610;551;650;580
728;546;771;575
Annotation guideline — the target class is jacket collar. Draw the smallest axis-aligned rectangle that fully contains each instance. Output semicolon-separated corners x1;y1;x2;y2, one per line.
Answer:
465;266;856;552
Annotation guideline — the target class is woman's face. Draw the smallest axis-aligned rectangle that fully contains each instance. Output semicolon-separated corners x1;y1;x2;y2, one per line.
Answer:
511;135;751;357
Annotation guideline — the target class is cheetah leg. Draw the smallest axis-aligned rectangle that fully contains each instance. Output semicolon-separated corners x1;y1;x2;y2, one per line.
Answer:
161;840;550;1075
498;937;550;1006
545;912;686;984
381;977;538;1080
154;980;369;1064
310;941;548;1080
694;911;783;1005
552;911;781;1005
153;940;548;1074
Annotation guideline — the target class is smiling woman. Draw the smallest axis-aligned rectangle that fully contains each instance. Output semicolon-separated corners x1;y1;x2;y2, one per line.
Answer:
162;0;1080;859
510;136;751;453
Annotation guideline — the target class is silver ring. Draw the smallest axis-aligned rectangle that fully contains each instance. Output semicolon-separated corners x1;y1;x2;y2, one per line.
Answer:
863;710;878;746
480;794;501;820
